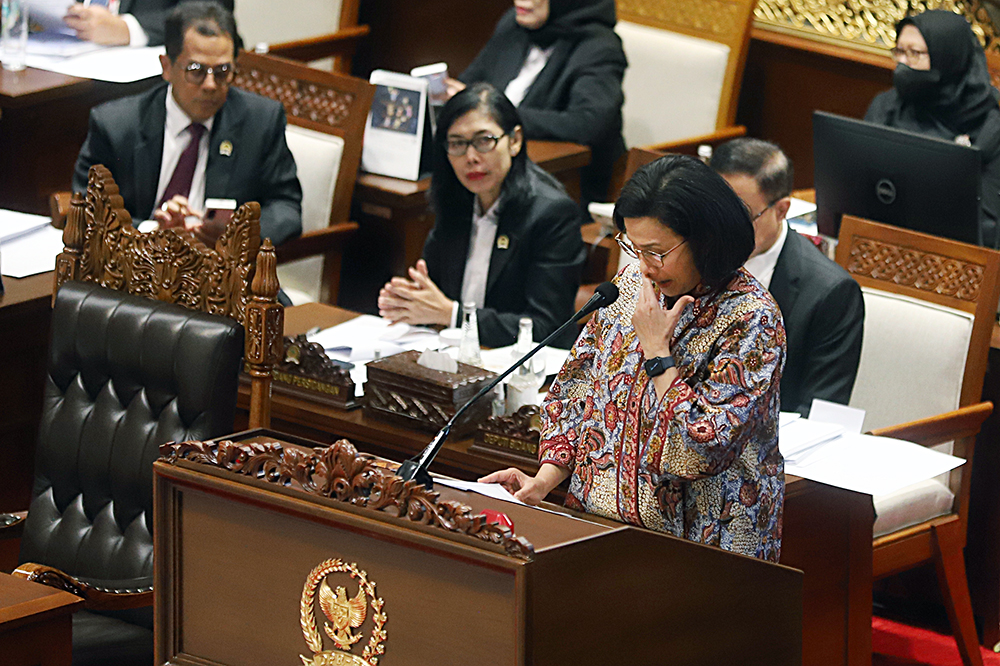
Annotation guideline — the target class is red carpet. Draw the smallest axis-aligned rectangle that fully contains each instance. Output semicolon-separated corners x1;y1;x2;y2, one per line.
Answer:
873;616;1000;665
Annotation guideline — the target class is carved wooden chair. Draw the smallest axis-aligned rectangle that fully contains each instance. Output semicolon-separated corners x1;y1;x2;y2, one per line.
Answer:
0;165;283;665
836;215;1000;666
234;51;374;305
614;0;756;149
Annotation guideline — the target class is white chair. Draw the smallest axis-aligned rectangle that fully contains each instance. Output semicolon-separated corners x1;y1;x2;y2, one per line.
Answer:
836;215;1000;666
234;52;374;305
614;0;757;148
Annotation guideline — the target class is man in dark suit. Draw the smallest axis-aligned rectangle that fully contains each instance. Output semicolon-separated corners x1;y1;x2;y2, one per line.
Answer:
63;0;234;47
712;138;865;416
73;1;301;246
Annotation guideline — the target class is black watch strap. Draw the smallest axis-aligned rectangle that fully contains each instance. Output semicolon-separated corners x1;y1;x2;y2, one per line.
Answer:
644;356;675;378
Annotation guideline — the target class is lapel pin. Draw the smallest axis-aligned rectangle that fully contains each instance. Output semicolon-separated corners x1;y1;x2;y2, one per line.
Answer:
496;234;509;250
219;140;233;157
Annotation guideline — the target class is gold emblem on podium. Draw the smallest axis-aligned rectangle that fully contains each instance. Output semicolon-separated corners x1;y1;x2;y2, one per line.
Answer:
300;559;387;666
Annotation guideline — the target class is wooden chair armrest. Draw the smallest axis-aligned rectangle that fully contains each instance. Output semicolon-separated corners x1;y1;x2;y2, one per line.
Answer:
12;563;153;611
868;401;994;446
50;191;72;229
264;25;370;63
275;221;359;264
0;511;27;539
645;125;747;155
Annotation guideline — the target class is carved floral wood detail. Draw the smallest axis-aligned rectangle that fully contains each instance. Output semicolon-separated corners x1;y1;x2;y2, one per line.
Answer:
754;0;999;54
618;0;747;36
844;236;985;301
235;67;356;129
62;165;262;325
159;438;535;560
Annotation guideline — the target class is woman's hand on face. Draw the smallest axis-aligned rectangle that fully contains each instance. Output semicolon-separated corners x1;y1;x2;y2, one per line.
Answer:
377;259;454;326
632;277;694;359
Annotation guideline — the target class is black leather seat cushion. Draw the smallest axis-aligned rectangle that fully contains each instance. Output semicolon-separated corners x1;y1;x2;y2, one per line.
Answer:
18;281;244;663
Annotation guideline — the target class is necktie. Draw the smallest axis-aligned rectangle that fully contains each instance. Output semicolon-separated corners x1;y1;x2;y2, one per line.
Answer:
159;123;206;207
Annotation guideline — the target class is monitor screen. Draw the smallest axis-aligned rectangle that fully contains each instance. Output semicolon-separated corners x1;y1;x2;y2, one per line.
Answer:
813;111;981;245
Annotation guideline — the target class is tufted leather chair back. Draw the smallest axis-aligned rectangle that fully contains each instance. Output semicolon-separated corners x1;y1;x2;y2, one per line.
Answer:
19;282;244;590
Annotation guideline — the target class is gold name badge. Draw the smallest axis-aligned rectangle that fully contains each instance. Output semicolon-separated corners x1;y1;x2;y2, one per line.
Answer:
300;559;387;666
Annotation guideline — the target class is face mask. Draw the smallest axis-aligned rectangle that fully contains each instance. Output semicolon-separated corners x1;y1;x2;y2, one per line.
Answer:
893;63;941;103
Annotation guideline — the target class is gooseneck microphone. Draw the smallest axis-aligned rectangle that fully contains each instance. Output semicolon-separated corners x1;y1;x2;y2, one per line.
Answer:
397;281;620;489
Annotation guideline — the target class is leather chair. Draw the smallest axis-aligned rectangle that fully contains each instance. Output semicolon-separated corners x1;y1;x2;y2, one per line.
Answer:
16;281;244;666
1;164;284;664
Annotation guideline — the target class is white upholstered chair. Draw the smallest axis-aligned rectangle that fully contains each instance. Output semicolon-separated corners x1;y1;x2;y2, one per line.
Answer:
614;0;756;148
234;52;374;305
836;215;1000;666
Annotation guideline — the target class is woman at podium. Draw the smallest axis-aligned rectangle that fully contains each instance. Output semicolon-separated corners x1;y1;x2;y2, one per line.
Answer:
865;10;1000;248
378;83;585;348
481;155;787;561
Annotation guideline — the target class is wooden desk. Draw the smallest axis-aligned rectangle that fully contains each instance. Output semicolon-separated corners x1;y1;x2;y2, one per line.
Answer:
340;140;591;313
0;67;157;214
0;272;53;515
237;302;874;666
0;571;82;666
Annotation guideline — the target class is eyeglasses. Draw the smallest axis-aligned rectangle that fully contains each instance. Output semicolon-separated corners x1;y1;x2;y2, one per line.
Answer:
751;199;780;222
183;61;235;85
615;233;686;268
445;133;506;156
890;46;929;63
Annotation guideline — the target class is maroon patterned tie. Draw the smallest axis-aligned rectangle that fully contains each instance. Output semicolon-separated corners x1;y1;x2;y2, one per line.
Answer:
158;123;206;207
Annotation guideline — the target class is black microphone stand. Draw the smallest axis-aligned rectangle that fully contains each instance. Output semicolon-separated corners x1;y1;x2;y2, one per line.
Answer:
397;288;615;489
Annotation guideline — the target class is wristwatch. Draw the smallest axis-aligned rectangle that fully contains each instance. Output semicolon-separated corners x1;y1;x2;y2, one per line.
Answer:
644;355;675;377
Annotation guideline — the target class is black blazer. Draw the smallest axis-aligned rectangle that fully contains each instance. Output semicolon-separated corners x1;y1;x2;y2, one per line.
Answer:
769;228;865;416
459;9;627;205
423;164;586;349
73;83;302;246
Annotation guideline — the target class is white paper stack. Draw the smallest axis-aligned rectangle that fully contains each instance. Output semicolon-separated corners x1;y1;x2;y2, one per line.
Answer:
0;210;63;278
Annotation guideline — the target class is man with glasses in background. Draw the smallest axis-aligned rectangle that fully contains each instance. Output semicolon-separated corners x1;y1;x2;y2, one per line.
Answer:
711;138;864;416
73;1;302;247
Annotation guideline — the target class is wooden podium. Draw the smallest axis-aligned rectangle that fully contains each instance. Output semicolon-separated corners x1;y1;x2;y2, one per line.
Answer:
154;430;803;665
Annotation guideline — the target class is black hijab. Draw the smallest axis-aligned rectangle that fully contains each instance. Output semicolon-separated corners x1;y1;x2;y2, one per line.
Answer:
522;0;617;47
890;10;999;136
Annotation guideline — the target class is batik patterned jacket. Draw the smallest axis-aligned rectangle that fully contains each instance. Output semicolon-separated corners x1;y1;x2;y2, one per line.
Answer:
538;264;787;561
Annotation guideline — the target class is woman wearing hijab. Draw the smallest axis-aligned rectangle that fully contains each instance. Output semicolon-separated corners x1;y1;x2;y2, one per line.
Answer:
449;0;627;206
865;10;1000;248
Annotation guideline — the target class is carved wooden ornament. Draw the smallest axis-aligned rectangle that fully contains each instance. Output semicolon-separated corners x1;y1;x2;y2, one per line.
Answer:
159;438;535;560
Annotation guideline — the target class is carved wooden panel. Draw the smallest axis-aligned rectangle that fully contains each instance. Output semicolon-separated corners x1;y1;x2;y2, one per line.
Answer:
71;165;261;325
844;236;985;301
754;0;999;55
159;438;535;560
235;67;356;129
618;0;750;41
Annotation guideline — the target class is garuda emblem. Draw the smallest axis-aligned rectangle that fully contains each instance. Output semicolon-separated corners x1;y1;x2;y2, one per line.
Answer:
300;559;387;666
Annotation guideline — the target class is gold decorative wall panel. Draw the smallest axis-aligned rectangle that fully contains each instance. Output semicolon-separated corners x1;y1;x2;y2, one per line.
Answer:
753;0;1000;55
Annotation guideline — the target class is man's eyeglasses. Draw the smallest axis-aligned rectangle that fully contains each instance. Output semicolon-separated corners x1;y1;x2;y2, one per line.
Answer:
445;133;506;156
615;233;686;268
183;61;235;85
890;46;929;63
750;199;780;222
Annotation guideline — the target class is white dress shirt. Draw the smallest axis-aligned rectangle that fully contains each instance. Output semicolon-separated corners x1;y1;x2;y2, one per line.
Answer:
744;220;788;290
121;14;149;46
155;86;214;213
450;196;502;326
504;45;554;107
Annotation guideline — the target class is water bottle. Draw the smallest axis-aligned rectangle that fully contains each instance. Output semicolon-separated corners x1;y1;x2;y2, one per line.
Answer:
458;301;482;367
505;318;544;415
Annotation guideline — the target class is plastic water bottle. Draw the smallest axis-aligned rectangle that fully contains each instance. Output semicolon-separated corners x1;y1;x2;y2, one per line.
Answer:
505;318;544;415
458;301;482;367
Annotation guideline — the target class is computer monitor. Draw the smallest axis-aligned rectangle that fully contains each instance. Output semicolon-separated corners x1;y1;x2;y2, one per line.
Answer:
813;111;981;245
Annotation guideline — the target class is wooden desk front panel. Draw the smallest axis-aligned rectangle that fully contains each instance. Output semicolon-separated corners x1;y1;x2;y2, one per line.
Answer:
157;468;524;666
0;571;82;666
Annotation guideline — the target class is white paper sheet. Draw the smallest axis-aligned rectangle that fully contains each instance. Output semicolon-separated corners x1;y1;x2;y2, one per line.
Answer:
434;477;524;504
1;225;64;277
480;345;570;379
785;432;964;497
0;209;52;243
786;197;817;220
22;0;75;33
307;315;439;397
778;417;845;464
807;398;865;435
25;45;164;83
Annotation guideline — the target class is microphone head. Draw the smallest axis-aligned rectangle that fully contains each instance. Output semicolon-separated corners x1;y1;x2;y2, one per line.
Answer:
594;282;619;307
